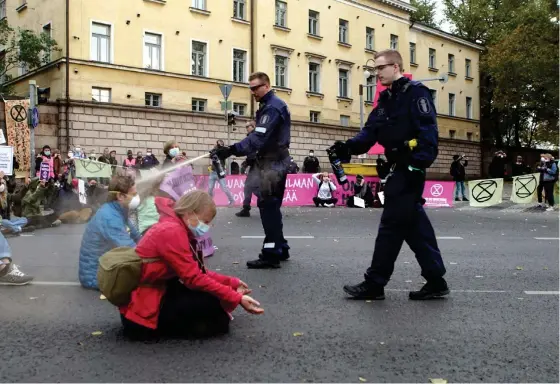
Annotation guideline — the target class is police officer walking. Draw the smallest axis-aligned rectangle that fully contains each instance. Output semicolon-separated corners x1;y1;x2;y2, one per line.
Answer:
214;72;291;269
329;50;449;300
236;120;260;217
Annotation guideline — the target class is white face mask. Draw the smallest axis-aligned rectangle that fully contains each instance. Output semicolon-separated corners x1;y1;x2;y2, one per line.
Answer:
67;152;73;158
0;184;6;193
128;195;141;210
541;157;546;162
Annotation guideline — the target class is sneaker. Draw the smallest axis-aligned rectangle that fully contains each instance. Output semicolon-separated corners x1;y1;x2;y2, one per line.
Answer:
51;219;62;227
0;264;34;285
235;209;250;217
343;281;385;300
324;203;335;208
455;198;460;202
246;258;281;269
228;200;235;207
462;197;469;202
409;278;449;300
546;206;554;212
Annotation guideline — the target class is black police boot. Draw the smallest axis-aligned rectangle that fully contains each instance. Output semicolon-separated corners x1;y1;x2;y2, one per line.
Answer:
409;277;450;300
235;207;250;217
247;256;281;269
279;247;290;261
343;281;385;300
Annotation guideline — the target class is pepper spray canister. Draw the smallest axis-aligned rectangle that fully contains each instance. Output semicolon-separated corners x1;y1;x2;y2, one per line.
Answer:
326;148;348;185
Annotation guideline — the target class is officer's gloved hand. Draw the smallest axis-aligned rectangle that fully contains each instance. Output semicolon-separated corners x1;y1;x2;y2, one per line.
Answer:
210;146;233;160
330;141;352;163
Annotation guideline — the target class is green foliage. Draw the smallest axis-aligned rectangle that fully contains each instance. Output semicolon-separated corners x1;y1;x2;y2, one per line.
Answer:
0;19;60;95
410;0;440;29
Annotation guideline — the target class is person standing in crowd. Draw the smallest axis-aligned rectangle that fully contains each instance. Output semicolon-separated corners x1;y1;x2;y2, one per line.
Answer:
329;49;448;300
108;150;118;175
78;175;141;289
162;140;181;169
208;139;235;206
536;153;557;211
347;174;374;208
287;157;299;174
303;150;320;173
98;148;111;164
489;150;507;179
312;172;338;207
52;149;62;179
214;72;291;269
450;154;468;201
35;145;55;180
142;149;160;169
236;121;259;218
512;155;530;177
123;150;137;180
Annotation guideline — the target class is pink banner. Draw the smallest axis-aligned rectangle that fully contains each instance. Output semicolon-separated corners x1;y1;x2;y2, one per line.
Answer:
422;180;455;208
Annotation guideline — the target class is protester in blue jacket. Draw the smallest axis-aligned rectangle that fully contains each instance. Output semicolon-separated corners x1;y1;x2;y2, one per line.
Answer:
78;175;141;289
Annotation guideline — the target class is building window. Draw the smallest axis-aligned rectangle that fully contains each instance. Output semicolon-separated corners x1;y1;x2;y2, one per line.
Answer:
310;111;320;123
308;10;319;35
339;19;348;43
144;32;162;70
340;115;350;127
429;89;437;104
338;69;349;98
365;75;375;102
466;97;472;119
92;87;111;103
42;23;52;62
467;132;473;141
449;130;456;139
275;55;287;87
91;22;111;63
448;54;455;73
309;62;320;93
192;0;206;10
409;43;416;64
192;98;207;112
233;49;247;83
448;93;456;116
465;59;472;78
366;27;374;50
275;0;287;27
233;0;245;19
191;40;207;76
429;48;436;69
233;103;246;116
145;93;161;107
390;34;398;50
0;0;6;19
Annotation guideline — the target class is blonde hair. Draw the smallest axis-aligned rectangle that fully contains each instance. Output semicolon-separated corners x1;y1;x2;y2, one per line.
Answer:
174;190;217;218
374;49;403;72
163;140;177;155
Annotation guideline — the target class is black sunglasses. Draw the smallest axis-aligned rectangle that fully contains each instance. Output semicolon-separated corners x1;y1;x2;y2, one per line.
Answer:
249;83;266;92
373;63;395;71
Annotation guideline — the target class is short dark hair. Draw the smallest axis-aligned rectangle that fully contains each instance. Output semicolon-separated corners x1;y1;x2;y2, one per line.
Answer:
249;72;270;84
374;49;403;72
107;175;135;202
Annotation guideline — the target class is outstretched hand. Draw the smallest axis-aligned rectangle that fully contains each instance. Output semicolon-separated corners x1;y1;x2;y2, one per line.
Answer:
236;280;252;295
241;295;264;315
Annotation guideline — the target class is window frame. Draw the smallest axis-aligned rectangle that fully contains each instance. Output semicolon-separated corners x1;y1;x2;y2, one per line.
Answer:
429;48;436;69
308;10;319;36
275;0;287;27
92;87;111;103
448;54;455;73
232;48;248;83
143;30;164;71
274;55;288;88
233;103;247;116
340;115;350;127
192;98;207;112
191;39;209;77
90;20;114;64
308;62;321;93
466;96;473;119
365;27;374;50
145;92;162;107
465;58;472;78
448;93;456;117
338;19;349;43
390;34;398;50
233;0;246;19
409;42;416;64
338;68;349;98
310;111;320;123
192;0;206;10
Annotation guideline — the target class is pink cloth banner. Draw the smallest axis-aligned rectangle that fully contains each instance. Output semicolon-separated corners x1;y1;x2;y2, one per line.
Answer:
423;180;455;208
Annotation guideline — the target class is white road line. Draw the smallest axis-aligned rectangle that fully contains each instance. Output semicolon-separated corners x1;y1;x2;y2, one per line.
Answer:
241;235;462;240
386;289;508;293
524;291;560;295
437;236;463;240
241;235;315;239
534;237;559;240
31;281;81;286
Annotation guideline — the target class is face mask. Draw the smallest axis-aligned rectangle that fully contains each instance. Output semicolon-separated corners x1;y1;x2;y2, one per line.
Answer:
90;154;96;159
189;218;210;237
147;152;152;156
169;148;180;158
128;194;140;210
541;157;546;162
44;150;51;156
75;148;81;153
67;152;73;158
309;152;314;157
0;184;6;193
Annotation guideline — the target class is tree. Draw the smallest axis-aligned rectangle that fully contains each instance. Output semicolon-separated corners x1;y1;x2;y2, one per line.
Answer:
0;19;60;95
410;0;440;29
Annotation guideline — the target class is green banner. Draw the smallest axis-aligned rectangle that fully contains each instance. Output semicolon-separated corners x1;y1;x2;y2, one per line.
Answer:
74;159;112;178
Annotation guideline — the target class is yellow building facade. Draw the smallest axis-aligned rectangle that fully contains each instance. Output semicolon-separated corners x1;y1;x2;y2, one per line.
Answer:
4;0;483;141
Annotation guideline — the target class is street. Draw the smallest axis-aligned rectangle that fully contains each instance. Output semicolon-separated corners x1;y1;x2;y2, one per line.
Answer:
1;206;558;383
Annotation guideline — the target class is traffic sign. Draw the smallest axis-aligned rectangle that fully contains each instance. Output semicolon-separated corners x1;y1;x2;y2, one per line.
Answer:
219;84;233;100
31;107;39;128
220;101;232;111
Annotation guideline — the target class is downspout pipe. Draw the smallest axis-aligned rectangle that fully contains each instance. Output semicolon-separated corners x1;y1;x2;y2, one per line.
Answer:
249;0;255;118
65;0;70;152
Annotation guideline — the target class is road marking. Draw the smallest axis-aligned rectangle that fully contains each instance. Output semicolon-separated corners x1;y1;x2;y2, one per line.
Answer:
241;235;315;239
534;237;559;240
386;289;508;293
31;281;81;286
524;291;560;295
437;236;463;240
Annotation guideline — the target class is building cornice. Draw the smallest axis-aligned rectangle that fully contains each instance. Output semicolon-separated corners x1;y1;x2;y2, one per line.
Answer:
411;23;485;51
376;0;416;12
334;0;411;25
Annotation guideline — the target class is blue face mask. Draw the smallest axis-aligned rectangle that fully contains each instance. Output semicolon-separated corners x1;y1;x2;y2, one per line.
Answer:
189;218;210;237
169;148;180;158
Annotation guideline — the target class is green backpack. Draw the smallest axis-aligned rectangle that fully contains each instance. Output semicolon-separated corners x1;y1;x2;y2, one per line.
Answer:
97;247;159;306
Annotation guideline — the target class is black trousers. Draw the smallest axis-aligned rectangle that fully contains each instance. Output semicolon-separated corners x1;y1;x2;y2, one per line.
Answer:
365;170;446;286
257;157;289;262
242;166;261;209
121;279;231;340
537;181;555;206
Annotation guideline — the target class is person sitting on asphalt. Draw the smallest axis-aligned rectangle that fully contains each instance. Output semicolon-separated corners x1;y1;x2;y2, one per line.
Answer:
11;177;61;229
0;173;29;235
346;174;374;208
119;190;263;340
78;175;141;289
312;172;338;207
0;231;33;285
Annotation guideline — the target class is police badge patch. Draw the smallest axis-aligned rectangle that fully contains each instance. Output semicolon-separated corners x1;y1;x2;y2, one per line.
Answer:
260;114;270;124
417;97;431;114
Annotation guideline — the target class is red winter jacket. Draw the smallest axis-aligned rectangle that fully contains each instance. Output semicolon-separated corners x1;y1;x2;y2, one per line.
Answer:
119;197;242;329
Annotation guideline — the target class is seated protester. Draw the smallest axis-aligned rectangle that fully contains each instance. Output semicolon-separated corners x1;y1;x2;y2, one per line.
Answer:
120;191;263;340
19;178;61;229
78;175;141;289
312;172;338;207
0;174;29;234
54;179;97;225
347;175;374;208
0;231;33;285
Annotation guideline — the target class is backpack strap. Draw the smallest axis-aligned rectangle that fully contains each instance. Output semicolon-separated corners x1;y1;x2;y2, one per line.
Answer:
141;257;159;263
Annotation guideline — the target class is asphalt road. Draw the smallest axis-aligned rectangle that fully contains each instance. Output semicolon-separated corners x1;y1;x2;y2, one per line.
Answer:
1;206;558;383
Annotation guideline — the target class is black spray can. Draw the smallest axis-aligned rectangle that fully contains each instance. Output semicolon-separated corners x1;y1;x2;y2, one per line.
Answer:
326;148;348;185
211;153;226;179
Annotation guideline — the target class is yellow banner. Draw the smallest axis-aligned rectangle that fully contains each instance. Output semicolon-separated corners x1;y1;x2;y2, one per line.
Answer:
4;100;30;172
468;178;503;207
511;173;539;204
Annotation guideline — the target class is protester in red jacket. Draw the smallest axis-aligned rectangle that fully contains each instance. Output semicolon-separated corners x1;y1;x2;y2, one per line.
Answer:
119;191;264;340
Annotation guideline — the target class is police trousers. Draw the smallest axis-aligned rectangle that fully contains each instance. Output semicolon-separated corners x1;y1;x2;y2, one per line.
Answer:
256;156;290;261
365;169;445;286
242;166;261;209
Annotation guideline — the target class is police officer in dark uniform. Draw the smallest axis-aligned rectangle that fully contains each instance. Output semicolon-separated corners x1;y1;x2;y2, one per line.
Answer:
236;120;260;217
329;50;449;300
214;72;291;269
